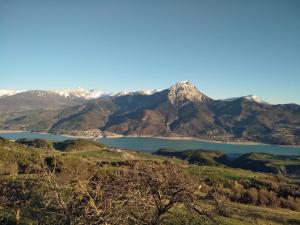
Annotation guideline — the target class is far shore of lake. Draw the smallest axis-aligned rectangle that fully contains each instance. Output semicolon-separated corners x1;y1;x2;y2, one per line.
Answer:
101;135;277;147
0;130;26;133
0;130;299;148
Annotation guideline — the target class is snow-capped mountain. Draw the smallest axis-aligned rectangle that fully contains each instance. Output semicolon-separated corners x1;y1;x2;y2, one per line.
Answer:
0;87;161;100
1;81;299;146
53;88;106;99
0;90;22;97
224;95;268;104
113;89;160;97
134;89;160;95
0;84;267;103
0;88;106;100
113;90;131;97
244;95;267;104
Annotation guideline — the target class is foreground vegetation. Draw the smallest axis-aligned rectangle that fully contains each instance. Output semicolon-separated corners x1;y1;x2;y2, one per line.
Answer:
0;137;300;224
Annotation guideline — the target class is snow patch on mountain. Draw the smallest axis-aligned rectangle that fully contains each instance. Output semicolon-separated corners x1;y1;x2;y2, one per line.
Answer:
53;87;160;98
113;89;160;97
223;95;268;104
131;89;160;96
0;90;22;97
113;90;131;97
0;87;160;99
244;95;265;103
53;88;105;99
27;90;57;97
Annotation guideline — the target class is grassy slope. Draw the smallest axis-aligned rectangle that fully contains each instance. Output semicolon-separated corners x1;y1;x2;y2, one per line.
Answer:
156;149;300;181
1;138;300;224
164;201;300;225
247;153;300;166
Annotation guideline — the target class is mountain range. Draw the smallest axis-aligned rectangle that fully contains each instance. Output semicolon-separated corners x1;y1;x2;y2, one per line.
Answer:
0;81;299;145
0;87;160;99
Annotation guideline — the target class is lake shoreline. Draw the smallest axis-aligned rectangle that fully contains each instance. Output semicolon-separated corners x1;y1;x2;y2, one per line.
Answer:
0;130;26;133
0;130;299;148
102;134;262;145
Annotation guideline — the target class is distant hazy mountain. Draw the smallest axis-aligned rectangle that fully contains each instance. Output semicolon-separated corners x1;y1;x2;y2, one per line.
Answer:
0;90;22;97
223;95;269;104
0;90;87;112
0;87;161;99
0;81;299;145
53;88;105;99
0;90;90;131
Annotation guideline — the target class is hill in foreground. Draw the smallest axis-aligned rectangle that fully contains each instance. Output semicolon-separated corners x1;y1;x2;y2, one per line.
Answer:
0;137;300;224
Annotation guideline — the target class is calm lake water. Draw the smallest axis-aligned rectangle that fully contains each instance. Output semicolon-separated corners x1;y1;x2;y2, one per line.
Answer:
0;132;71;142
1;132;300;156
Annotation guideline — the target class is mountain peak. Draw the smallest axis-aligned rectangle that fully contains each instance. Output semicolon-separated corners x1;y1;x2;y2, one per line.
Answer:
113;89;160;97
223;94;268;104
168;81;207;105
173;80;194;87
54;88;105;99
243;95;268;104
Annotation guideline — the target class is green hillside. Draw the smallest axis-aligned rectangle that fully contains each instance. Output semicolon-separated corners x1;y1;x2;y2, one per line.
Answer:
0;137;300;225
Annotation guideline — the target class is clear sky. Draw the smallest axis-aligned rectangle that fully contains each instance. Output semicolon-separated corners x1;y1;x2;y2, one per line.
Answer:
1;0;300;104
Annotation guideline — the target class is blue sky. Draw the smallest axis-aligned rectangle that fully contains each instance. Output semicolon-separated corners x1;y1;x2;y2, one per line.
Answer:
0;0;300;104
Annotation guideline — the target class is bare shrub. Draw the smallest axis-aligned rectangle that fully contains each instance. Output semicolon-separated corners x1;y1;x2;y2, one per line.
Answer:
40;161;213;225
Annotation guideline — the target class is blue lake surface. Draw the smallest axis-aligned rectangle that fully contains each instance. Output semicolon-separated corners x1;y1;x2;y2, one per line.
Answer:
0;132;71;142
1;132;300;155
97;137;300;155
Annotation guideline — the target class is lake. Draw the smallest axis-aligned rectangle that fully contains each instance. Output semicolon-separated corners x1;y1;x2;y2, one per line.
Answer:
1;132;300;156
0;132;71;142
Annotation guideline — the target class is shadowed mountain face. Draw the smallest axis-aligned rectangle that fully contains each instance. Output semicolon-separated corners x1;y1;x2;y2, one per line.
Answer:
211;99;300;145
0;81;299;145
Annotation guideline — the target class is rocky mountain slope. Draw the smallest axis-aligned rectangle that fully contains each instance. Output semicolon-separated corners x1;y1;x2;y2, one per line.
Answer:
0;81;299;145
